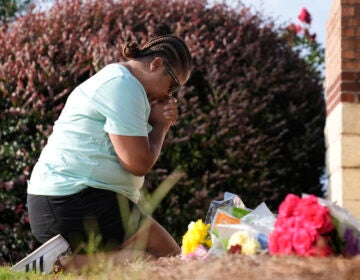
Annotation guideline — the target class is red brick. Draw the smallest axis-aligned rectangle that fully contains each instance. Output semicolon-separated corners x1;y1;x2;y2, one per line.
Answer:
342;6;356;16
341;71;360;81
341;38;360;49
326;0;360;115
341;49;356;59
342;27;356;37
342;0;360;4
341;82;360;91
341;93;356;102
342;17;360;27
342;60;360;70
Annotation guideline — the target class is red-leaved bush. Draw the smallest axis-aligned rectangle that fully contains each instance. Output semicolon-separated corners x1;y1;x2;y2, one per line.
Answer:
0;0;326;263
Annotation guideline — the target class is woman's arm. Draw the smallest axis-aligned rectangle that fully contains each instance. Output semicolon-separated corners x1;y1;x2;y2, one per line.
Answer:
108;98;178;176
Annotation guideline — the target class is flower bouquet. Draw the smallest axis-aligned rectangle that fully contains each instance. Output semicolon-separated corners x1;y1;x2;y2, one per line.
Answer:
181;192;360;259
269;193;360;257
181;192;276;258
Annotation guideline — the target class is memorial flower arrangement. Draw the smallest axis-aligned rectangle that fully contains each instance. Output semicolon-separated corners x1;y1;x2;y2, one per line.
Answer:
181;192;360;259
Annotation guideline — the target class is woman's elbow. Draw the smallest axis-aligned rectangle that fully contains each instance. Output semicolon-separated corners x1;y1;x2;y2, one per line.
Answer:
119;160;151;177
127;169;148;177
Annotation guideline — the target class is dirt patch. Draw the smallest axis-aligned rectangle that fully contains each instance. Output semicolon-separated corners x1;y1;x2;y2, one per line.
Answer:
127;254;360;280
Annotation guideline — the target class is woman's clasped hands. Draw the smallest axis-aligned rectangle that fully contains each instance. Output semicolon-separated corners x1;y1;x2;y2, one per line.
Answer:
149;97;178;127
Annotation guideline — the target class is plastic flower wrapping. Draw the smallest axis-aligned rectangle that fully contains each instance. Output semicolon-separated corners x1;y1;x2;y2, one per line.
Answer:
181;192;360;259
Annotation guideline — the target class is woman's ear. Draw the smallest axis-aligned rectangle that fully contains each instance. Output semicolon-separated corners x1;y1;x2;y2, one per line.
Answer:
149;57;164;72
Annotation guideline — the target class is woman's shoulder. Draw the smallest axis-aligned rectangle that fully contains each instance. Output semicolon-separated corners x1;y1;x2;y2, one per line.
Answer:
78;63;134;93
100;63;129;76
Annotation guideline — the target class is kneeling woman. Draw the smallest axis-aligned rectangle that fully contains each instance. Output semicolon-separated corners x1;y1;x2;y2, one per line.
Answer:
12;34;192;273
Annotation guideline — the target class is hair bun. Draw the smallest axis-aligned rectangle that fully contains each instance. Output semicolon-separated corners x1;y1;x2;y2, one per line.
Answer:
122;41;140;59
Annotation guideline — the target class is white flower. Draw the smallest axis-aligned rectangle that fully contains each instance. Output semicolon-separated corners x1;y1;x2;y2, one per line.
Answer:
227;230;260;255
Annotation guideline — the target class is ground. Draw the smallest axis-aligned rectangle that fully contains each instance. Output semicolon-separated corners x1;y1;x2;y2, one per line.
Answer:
6;252;360;279
122;254;360;280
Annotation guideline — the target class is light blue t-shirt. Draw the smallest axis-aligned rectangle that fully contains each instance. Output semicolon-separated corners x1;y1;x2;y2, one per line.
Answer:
27;63;152;202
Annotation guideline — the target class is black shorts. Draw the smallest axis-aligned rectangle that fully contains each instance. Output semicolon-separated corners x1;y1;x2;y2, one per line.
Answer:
27;188;146;252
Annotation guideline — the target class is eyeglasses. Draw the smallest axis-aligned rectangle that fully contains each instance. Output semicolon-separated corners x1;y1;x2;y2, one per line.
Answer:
164;62;181;95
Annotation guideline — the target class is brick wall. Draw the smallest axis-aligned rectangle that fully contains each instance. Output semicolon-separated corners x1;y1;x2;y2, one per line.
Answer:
325;0;360;218
326;0;360;115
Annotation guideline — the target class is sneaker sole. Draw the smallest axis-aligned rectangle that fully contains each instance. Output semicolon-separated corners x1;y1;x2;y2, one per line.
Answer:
11;234;70;273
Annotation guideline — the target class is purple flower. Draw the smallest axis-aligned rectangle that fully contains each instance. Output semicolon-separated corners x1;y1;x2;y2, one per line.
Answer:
343;228;359;256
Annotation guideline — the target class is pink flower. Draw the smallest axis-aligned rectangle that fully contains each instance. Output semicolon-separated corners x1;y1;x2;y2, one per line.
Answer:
277;194;300;218
295;195;334;234
269;229;294;255
298;8;312;25
181;244;208;260
275;215;298;232
292;227;316;255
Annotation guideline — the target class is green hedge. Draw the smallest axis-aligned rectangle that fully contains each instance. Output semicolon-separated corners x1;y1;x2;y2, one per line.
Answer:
0;0;326;264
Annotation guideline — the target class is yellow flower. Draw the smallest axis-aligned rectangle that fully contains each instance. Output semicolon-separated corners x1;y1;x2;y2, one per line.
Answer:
227;230;260;255
182;219;212;255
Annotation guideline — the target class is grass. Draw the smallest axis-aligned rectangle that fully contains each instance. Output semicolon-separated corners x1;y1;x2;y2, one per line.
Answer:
1;254;152;279
0;266;68;279
0;260;152;279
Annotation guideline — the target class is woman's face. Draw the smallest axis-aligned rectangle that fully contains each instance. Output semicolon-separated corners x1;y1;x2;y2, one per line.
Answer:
146;58;189;102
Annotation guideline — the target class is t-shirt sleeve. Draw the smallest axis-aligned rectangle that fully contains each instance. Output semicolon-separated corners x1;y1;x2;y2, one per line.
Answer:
90;76;150;136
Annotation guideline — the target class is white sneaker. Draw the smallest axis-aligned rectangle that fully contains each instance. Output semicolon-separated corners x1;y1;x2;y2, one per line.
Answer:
11;234;71;274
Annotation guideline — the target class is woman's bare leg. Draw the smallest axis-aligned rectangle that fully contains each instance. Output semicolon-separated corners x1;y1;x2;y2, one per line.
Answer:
62;249;154;273
61;216;179;273
120;216;180;257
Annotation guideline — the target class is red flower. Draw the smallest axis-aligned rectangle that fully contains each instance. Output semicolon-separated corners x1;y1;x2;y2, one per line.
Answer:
228;244;242;254
298;8;312;24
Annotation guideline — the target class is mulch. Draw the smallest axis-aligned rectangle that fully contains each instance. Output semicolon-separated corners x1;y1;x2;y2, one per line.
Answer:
129;254;360;280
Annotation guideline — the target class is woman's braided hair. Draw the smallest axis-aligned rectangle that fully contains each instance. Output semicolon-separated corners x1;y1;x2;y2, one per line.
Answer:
122;35;192;74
